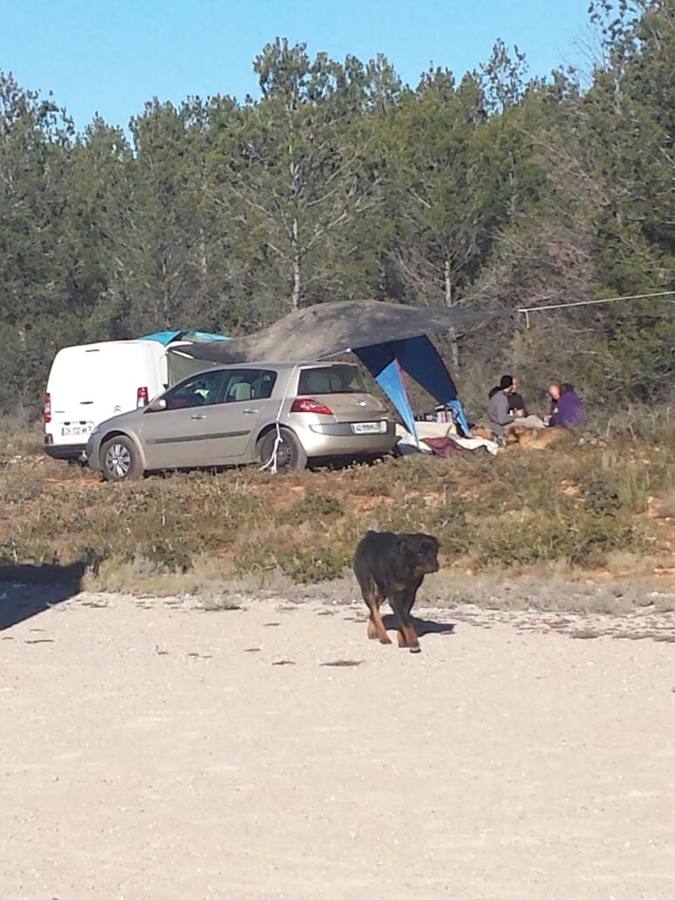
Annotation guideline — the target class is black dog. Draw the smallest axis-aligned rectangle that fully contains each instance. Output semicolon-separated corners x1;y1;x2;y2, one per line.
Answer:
353;531;440;653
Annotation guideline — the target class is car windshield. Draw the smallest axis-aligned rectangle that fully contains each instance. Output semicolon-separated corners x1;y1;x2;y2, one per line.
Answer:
298;365;366;395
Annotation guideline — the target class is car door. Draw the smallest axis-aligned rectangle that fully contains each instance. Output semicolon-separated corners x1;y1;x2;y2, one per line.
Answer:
207;368;280;463
139;370;228;469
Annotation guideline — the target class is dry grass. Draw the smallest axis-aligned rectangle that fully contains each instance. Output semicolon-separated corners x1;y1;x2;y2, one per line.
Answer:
656;489;675;520
1;420;673;612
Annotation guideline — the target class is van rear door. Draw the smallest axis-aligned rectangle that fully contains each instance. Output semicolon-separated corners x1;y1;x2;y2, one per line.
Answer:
46;341;166;448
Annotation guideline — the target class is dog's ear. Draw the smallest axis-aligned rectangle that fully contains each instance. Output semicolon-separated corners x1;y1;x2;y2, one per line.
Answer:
421;536;440;556
396;535;419;568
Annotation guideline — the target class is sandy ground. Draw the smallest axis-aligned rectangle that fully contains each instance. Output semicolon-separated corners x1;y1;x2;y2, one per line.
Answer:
1;587;675;900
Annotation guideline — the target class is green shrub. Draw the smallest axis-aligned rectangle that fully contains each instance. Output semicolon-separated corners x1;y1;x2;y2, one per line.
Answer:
472;509;637;568
236;543;350;583
579;471;623;516
281;493;344;524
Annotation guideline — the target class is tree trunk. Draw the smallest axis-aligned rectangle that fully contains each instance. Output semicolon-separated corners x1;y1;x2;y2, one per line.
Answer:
291;218;301;310
198;228;208;277
508;152;517;219
160;254;171;325
444;255;460;371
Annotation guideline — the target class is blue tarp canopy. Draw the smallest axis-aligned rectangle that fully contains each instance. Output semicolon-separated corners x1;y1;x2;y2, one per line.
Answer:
355;335;470;436
168;301;489;438
141;330;230;345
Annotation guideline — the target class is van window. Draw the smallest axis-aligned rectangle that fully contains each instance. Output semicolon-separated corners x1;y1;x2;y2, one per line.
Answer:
298;365;365;395
165;371;225;410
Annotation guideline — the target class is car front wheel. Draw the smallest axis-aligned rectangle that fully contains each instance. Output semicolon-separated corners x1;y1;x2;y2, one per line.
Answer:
257;427;307;472
100;435;143;482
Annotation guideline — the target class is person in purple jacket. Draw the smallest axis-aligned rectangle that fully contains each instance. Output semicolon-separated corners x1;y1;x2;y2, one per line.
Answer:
547;381;587;428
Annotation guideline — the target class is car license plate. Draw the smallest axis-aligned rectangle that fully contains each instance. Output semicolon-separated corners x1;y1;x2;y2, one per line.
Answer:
352;421;383;434
61;424;93;438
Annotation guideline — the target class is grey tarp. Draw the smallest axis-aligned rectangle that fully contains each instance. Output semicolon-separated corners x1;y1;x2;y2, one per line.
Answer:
166;300;488;365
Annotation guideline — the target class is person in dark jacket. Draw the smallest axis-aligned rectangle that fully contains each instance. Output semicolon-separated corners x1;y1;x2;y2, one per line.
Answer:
488;375;515;441
489;375;546;442
548;382;586;429
547;381;562;423
490;375;527;416
507;376;528;417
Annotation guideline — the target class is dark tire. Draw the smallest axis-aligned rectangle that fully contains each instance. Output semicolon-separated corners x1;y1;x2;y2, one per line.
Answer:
257;427;307;472
100;435;143;482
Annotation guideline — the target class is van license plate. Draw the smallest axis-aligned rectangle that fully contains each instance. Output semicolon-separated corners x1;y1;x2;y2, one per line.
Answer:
61;424;93;438
352;422;383;434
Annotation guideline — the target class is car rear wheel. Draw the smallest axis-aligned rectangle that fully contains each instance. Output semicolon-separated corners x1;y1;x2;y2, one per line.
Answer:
100;436;143;482
257;427;307;472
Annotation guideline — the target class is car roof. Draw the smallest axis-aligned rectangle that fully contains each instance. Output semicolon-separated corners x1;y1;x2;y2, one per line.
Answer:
198;360;358;373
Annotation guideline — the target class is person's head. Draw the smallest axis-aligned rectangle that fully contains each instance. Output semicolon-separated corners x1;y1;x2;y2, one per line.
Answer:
561;382;574;395
499;374;514;394
548;381;562;401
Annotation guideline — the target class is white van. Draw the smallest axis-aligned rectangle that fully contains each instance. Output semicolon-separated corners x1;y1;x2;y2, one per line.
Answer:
43;340;172;461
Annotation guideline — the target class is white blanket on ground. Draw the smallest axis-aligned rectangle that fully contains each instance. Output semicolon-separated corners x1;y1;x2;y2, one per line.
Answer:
395;423;499;456
452;435;499;455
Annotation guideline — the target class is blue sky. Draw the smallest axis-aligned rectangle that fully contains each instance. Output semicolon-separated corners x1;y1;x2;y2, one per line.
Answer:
1;0;592;131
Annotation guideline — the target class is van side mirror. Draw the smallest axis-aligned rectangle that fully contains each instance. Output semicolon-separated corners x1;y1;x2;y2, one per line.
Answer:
147;397;167;413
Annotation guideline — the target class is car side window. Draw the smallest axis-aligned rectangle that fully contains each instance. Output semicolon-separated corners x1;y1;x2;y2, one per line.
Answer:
164;371;225;411
222;369;277;403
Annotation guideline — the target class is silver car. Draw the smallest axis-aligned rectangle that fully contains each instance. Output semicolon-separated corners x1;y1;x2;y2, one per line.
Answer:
85;361;396;481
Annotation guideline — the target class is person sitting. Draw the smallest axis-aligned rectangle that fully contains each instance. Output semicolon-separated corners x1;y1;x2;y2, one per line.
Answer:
548;381;587;429
546;381;561;422
489;374;546;441
488;375;516;443
508;376;528;417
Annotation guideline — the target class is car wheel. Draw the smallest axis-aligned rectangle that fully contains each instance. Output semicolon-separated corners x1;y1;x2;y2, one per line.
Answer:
258;427;307;472
100;436;143;482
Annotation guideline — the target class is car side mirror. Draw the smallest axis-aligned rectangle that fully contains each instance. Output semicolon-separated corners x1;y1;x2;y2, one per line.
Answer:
146;397;167;412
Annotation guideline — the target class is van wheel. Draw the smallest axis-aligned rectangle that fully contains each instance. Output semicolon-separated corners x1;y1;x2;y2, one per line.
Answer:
100;436;143;482
258;427;307;472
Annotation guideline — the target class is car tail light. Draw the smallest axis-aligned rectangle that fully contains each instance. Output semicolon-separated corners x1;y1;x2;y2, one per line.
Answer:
136;386;149;408
42;393;52;424
290;397;333;415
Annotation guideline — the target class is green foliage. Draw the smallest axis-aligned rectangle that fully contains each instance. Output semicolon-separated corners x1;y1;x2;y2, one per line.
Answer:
473;510;637;568
0;2;673;416
237;545;351;584
281;493;345;525
579;472;623;516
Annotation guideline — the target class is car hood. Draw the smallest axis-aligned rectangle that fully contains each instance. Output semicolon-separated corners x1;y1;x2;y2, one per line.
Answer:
93;408;145;433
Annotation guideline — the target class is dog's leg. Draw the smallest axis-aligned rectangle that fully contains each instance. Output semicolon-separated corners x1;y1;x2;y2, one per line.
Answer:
362;580;391;644
370;605;391;644
403;590;418;637
391;589;420;653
